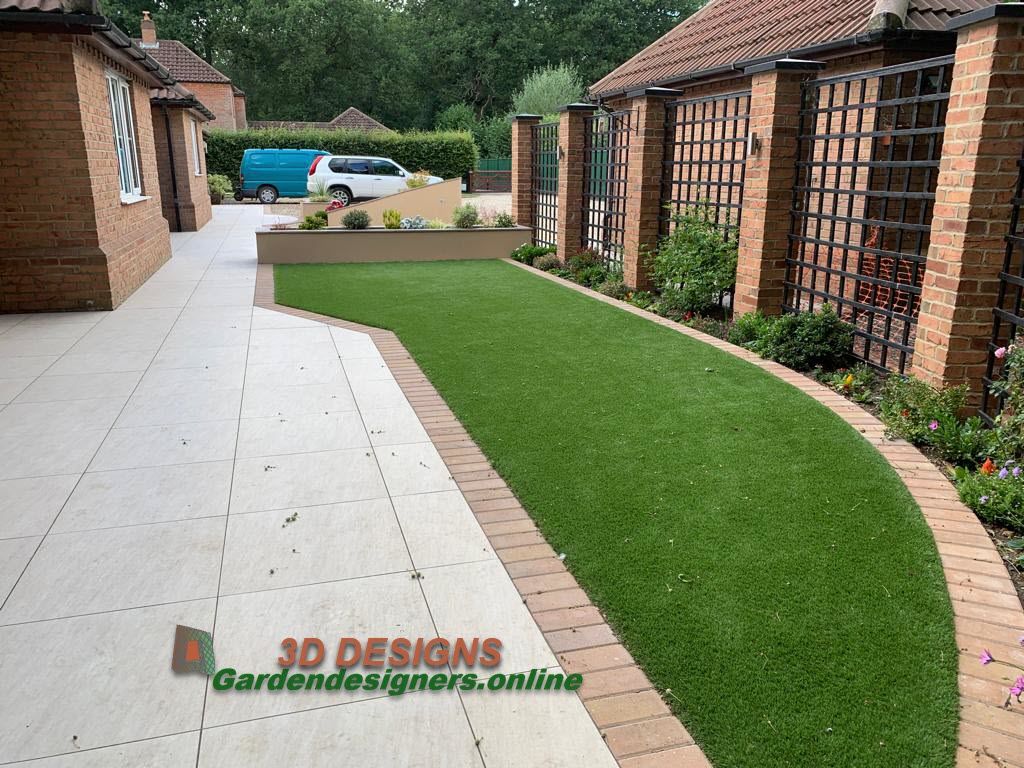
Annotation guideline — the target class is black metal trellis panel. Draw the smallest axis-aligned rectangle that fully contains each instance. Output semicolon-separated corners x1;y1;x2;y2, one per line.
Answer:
981;148;1024;423
582;110;631;270
531;121;559;248
784;55;954;373
661;90;750;237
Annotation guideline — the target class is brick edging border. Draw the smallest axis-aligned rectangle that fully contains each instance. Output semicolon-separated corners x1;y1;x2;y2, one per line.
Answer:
503;259;1024;764
255;264;710;767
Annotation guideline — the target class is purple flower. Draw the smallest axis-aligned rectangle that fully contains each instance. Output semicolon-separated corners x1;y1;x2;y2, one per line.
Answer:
980;496;989;504
995;346;1007;359
1012;676;1024;699
928;420;939;431
980;649;994;665
999;468;1010;479
1015;467;1022;478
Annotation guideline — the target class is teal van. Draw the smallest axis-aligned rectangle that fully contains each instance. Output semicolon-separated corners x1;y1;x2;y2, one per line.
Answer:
237;149;328;203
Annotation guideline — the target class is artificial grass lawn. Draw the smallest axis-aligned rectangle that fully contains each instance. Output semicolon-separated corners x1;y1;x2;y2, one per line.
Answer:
276;260;958;768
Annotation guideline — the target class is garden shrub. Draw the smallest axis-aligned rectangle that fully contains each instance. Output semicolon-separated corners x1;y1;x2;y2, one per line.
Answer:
727;311;775;347
532;254;561;271
207;173;233;198
629;291;654;310
493;212;515;228
685;315;731;340
427;218;448;229
650;205;738;314
308;178;331;202
817;363;878;405
205;128;477;181
342;210;371;230
566;249;609;286
652;287;692;321
406;170;433;189
382;209;401;229
511;244;555;264
298;213;327;230
452;204;479;229
750;304;853;372
597;278;628;300
400;216;427;229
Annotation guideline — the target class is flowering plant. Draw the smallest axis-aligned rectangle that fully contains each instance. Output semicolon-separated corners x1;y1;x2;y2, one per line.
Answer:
979;643;1024;707
956;459;1024;532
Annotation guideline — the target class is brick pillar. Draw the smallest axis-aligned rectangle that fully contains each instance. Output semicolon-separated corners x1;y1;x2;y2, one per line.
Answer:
911;4;1024;394
511;114;540;227
733;59;825;316
556;103;592;261
623;88;678;289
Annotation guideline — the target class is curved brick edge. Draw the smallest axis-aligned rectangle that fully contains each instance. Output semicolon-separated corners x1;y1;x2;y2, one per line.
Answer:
255;264;710;768
502;259;1024;765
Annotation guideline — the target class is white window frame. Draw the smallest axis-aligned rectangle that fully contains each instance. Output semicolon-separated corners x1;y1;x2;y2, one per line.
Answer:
105;71;143;201
189;118;203;176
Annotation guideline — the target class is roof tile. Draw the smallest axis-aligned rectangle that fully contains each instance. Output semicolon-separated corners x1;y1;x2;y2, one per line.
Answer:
590;0;992;97
134;39;231;84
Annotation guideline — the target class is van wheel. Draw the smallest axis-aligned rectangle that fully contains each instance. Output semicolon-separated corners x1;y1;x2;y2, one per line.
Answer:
329;187;351;206
233;190;244;202
257;185;279;204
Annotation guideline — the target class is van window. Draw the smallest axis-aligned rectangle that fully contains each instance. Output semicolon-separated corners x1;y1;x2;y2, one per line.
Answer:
278;153;311;169
328;158;349;173
347;159;371;174
250;153;274;168
372;160;402;176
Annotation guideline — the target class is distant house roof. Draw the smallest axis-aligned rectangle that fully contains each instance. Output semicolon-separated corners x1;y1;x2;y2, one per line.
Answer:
250;108;391;133
328;107;389;132
590;0;992;97
134;38;231;84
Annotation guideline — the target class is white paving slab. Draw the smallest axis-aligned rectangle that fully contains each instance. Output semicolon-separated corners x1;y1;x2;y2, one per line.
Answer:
0;206;615;766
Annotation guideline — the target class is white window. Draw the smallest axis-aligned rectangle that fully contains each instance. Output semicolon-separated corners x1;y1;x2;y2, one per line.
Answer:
105;72;142;199
190;118;202;176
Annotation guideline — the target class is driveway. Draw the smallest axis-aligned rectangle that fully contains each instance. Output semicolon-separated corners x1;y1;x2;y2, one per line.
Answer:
0;206;615;767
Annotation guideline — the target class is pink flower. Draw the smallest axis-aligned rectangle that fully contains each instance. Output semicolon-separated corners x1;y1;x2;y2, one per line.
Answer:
980;649;994;665
928;420;939;431
1012;676;1024;700
995;346;1007;359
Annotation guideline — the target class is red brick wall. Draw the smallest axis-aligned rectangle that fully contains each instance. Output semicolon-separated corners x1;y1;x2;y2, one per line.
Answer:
74;37;171;308
0;30;109;311
152;105;212;231
233;93;247;129
185;81;237;130
511;117;539;228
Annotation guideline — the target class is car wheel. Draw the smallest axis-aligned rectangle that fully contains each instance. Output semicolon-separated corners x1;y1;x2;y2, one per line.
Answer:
329;187;351;206
233;190;243;202
257;185;279;204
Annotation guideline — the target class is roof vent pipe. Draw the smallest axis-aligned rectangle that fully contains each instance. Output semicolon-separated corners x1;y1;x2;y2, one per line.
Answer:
867;0;911;31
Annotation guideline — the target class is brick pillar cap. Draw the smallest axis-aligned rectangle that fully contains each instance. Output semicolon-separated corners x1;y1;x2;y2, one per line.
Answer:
624;86;682;99
558;102;595;112
947;2;1024;31
744;58;826;75
513;114;543;121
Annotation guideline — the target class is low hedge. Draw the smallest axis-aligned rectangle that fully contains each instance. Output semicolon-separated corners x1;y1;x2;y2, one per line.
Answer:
206;128;478;181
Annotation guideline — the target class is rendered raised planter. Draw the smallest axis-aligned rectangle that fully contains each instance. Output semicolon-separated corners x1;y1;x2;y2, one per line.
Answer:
255;225;531;264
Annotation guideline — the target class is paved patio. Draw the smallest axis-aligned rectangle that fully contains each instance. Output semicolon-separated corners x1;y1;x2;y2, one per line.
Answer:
0;206;616;767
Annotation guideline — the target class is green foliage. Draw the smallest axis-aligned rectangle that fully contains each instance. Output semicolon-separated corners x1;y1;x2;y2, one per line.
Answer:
400;216;428;229
880;376;968;446
405;170;432;189
988;344;1024;459
510;244;555;264
427;218;449;229
313;209;328;222
727;311;774;347
532;254;561;271
308;178;331;202
749;305;853;372
596;277;628;300
650;206;738;314
382;209;402;229
434;104;512;158
511;63;585;115
205;128;476;181
298;213;327;230
628;290;654;310
956;464;1024;533
451;203;480;229
342;210;371;230
493;212;515;228
684;314;731;340
207;173;233;197
434;103;478;132
817;363;879;405
566;249;608;288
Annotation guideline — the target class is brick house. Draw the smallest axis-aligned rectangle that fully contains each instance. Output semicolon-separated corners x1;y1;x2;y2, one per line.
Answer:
0;0;215;312
250;107;391;132
137;10;246;131
150;86;215;232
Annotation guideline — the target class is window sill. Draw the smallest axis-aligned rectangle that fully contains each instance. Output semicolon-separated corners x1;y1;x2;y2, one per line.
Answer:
120;194;151;206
